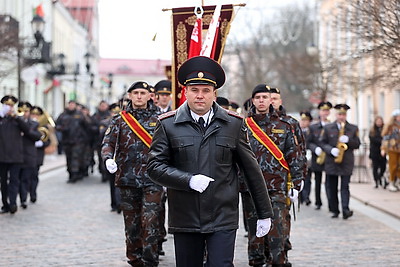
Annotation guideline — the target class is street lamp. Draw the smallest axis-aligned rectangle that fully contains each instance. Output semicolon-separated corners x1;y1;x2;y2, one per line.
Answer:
31;15;45;47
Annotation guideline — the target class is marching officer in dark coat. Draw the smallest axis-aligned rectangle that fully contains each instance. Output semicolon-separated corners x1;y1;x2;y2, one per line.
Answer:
244;84;304;267
56;100;90;183
320;104;360;219
308;101;333;210
299;111;313;206
92;101;110;181
154;80;172;113
0;95;30;214
147;57;273;267
10;102;41;212
102;81;162;267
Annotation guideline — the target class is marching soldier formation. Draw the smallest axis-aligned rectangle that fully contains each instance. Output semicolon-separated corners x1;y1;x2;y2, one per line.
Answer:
1;58;398;267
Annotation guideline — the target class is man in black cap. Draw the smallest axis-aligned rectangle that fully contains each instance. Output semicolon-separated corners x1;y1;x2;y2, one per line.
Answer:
154;80;172;113
147;56;273;267
299;111;313;206
102;81;163;266
0;96;31;214
320;104;360;219
216;96;230;110
308;101;333;210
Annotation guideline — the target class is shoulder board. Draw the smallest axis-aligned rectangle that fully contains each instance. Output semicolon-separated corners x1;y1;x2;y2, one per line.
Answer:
158;110;176;120
227;110;243;119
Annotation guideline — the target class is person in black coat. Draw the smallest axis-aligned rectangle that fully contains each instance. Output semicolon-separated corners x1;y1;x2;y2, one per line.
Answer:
369;116;387;188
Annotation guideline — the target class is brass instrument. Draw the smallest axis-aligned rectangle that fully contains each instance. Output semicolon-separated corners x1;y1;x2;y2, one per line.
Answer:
334;122;348;164
316;129;326;165
38;126;50;142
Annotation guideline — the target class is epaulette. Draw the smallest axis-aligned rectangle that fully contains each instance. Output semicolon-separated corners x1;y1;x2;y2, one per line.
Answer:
227;110;243;119
158;110;176;120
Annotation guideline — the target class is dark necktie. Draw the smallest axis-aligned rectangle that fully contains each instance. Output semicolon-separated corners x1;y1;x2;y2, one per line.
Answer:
198;117;206;132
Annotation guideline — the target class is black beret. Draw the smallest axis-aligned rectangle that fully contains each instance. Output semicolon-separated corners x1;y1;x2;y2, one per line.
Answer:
31;106;43;115
230;101;239;110
269;87;280;94
1;95;18;105
300;111;313;121
109;103;121;113
251;84;270;98
216;96;230;107
154;80;172;94
127;81;150;92
334;103;350;113
177;56;225;89
317;101;333;110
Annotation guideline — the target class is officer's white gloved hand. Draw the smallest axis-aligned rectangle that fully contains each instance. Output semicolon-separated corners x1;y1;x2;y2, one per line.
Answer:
105;159;118;174
256;218;272;237
339;135;349;143
306;149;312;162
315;146;322;156
189;174;214;193
0;104;11;118
35;140;44;147
331;147;340;157
289;189;299;203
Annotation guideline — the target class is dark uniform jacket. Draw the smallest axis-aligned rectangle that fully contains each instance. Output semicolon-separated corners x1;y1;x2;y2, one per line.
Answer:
308;121;326;172
101;103;161;188
247;107;304;195
321;121;361;176
21;119;42;168
147;102;273;234
55;109;90;145
0;115;30;163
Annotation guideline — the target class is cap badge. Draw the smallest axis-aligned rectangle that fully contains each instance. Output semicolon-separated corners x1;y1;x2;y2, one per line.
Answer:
198;72;204;78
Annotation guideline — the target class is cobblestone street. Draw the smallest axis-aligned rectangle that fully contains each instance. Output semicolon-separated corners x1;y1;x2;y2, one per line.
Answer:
1;166;400;266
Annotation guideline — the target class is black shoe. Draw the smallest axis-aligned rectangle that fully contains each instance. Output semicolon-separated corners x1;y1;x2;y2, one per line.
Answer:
315;205;321;210
343;210;353;220
305;199;311;206
21;202;27;209
0;207;10;214
30;197;37;203
331;213;339;218
10;205;17;214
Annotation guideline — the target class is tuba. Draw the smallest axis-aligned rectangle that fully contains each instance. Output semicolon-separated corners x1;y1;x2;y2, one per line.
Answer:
38;126;50;142
316;129;326;165
334;122;348;164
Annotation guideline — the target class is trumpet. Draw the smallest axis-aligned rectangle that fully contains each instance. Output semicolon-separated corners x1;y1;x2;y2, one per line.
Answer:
334;122;348;164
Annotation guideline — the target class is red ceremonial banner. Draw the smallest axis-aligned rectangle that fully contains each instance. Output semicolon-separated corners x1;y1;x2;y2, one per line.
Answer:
171;5;234;109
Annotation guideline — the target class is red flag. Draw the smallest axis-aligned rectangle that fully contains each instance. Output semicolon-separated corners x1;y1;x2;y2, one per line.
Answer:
178;17;202;107
35;4;45;18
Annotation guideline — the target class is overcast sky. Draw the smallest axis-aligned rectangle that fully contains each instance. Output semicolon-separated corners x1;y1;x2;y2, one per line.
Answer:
98;0;312;60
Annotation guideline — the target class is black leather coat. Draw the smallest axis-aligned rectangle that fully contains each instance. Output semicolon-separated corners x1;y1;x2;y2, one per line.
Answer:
147;102;273;233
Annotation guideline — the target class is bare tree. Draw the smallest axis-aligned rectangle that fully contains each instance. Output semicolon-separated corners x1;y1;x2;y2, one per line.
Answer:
0;15;20;84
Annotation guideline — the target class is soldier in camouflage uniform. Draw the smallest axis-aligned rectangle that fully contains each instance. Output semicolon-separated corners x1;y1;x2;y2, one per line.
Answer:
101;81;162;267
55;100;90;183
244;84;304;267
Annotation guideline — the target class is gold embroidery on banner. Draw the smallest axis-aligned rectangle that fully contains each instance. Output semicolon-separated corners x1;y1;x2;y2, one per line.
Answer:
176;21;188;65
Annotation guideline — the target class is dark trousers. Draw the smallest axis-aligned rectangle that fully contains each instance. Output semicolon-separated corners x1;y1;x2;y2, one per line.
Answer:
301;168;312;203
30;166;41;201
106;172;120;210
327;174;351;214
314;171;323;206
174;230;236;267
18;166;35;203
0;163;18;210
371;158;386;185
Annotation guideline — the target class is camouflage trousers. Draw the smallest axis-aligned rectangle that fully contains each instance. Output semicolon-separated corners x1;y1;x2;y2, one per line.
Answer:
119;186;163;267
242;191;291;266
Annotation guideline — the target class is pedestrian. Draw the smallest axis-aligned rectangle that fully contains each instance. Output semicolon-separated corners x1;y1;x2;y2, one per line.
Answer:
154;80;172;113
0;95;30;214
320;104;361;219
29;106;51;203
299;111;313;206
243;84;304;266
381;109;400;192
101;81;163;266
369;116;387;188
10;102;41;212
55;100;90;183
147;56;273;267
308;101;333;210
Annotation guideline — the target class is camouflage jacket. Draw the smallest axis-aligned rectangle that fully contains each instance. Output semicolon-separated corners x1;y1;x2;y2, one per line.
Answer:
101;104;161;188
247;108;304;193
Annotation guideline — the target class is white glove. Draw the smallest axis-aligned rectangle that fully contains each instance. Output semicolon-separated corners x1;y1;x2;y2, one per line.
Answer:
288;189;299;202
35;140;44;147
339;135;349;143
189;174;214;193
0;104;11;118
105;159;118;174
256;218;272;237
331;147;340;157
315;147;322;156
306;149;312;162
